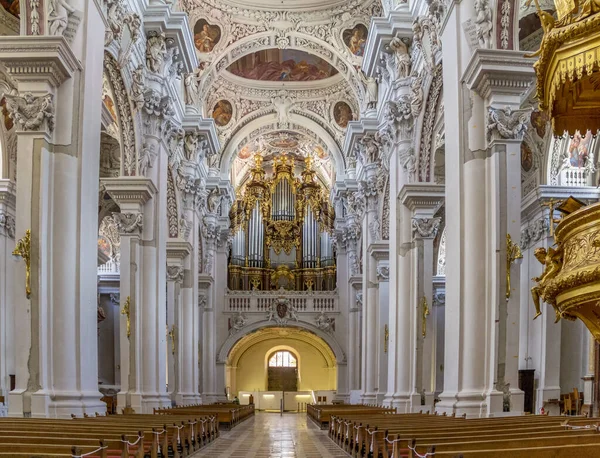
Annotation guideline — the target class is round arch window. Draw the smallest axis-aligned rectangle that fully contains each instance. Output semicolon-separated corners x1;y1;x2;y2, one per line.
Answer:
268;350;297;368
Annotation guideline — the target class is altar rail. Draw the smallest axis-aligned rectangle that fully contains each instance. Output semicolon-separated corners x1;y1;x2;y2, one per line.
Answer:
226;290;338;313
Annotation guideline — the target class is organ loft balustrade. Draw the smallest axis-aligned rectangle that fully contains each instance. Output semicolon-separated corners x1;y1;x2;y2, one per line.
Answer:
225;288;339;314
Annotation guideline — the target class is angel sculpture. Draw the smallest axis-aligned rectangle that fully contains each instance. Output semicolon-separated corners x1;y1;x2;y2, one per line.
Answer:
531;246;563;322
48;0;76;36
386;35;412;80
4;93;55;132
487;107;528;141
358;70;378;110
138;142;157;176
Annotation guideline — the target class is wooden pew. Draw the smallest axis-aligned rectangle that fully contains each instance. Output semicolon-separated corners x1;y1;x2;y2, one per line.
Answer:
0;409;219;457
325;411;600;458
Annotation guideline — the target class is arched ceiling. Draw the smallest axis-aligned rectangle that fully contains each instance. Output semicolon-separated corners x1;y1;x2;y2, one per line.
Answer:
217;0;349;11
182;0;381;181
227;326;337;368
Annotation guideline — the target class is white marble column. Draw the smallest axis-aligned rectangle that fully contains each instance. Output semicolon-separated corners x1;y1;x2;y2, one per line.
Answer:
402;184;444;412
360;163;381;403
166;241;187;404
438;41;534;416
2;3;106;417
333;222;351;402
201;211;229;402
103;179;156;414
0;181;15;408
375;257;389;404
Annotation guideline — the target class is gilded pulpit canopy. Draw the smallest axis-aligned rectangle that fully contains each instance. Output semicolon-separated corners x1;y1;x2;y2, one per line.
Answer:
528;0;600;135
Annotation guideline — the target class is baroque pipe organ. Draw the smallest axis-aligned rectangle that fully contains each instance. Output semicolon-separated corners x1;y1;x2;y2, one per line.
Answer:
229;154;336;291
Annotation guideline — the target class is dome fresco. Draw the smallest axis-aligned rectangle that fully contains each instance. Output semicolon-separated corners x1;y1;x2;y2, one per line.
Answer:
227;49;338;82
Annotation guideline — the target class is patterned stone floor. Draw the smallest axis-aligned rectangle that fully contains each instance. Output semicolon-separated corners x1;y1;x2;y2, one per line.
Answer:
193;412;350;457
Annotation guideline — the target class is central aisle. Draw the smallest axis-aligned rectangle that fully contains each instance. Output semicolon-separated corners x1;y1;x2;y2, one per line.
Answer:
194;412;350;457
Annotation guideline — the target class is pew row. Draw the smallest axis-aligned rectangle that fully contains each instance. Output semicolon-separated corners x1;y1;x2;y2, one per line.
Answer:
154;403;255;429
307;404;396;429
0;410;219;457
324;411;600;458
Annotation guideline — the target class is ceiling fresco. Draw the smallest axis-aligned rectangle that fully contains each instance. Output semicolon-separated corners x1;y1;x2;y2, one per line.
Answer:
227;49;339;82
0;0;19;17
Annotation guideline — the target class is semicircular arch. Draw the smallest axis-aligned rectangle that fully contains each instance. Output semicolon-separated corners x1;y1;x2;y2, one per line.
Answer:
201;32;364;106
219;320;345;366
219;112;346;180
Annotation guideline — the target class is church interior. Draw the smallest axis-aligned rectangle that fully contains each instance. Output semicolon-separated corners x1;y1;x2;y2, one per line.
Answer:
1;0;600;456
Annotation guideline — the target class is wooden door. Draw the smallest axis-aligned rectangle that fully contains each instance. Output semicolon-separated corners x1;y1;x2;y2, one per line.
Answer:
267;367;298;391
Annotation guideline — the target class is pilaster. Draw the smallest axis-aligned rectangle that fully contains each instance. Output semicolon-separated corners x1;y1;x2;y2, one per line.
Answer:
0;180;15;405
401;184;444;412
2;16;105;417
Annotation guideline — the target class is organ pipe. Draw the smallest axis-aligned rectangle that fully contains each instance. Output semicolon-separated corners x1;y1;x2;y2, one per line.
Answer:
228;153;336;291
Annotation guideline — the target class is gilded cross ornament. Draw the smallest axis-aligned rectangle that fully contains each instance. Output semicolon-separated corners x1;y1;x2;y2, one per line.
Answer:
540;199;564;236
121;296;131;339
12;230;32;299
506;234;523;299
168;325;177;355
384;324;389;353
421;296;430;338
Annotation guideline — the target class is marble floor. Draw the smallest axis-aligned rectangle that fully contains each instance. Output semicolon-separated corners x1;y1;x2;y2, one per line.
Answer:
193;412;350;457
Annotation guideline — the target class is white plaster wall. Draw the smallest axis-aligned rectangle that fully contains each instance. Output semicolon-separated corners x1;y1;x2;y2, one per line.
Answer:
559;319;587;395
98;295;118;386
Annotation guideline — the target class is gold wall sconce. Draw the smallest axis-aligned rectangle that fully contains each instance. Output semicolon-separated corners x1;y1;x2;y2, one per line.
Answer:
384;324;389;353
121;296;131;339
421;296;430;337
168;325;177;355
506;234;523;299
12;229;31;299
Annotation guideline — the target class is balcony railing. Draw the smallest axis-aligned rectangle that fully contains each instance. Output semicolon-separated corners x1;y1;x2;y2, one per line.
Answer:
225;289;338;313
98;260;120;274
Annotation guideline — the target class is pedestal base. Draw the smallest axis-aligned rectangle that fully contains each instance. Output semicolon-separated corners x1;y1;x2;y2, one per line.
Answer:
509;388;525;415
388;393;412;413
436;390;490;417
360;392;377;404
9;389;105;418
175;393;202;406
484;390;505;417
117;392;170;414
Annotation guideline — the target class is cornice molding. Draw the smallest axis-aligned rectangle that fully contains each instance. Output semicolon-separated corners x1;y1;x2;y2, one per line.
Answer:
0;36;82;88
399;183;445;211
101;177;158;208
368;240;390;260
166;239;193;260
362;10;415;77
521;185;600;224
0;179;16;211
143;4;198;74
462;49;535;101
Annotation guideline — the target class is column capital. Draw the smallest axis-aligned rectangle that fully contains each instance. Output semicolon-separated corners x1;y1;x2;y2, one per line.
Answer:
463;49;535;103
412;217;441;239
0;36;81;89
102;177;157;214
166;239;192;261
376;262;390;282
486;106;531;143
368;240;389;261
113;212;143;235
399;183;445;213
166;265;185;283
